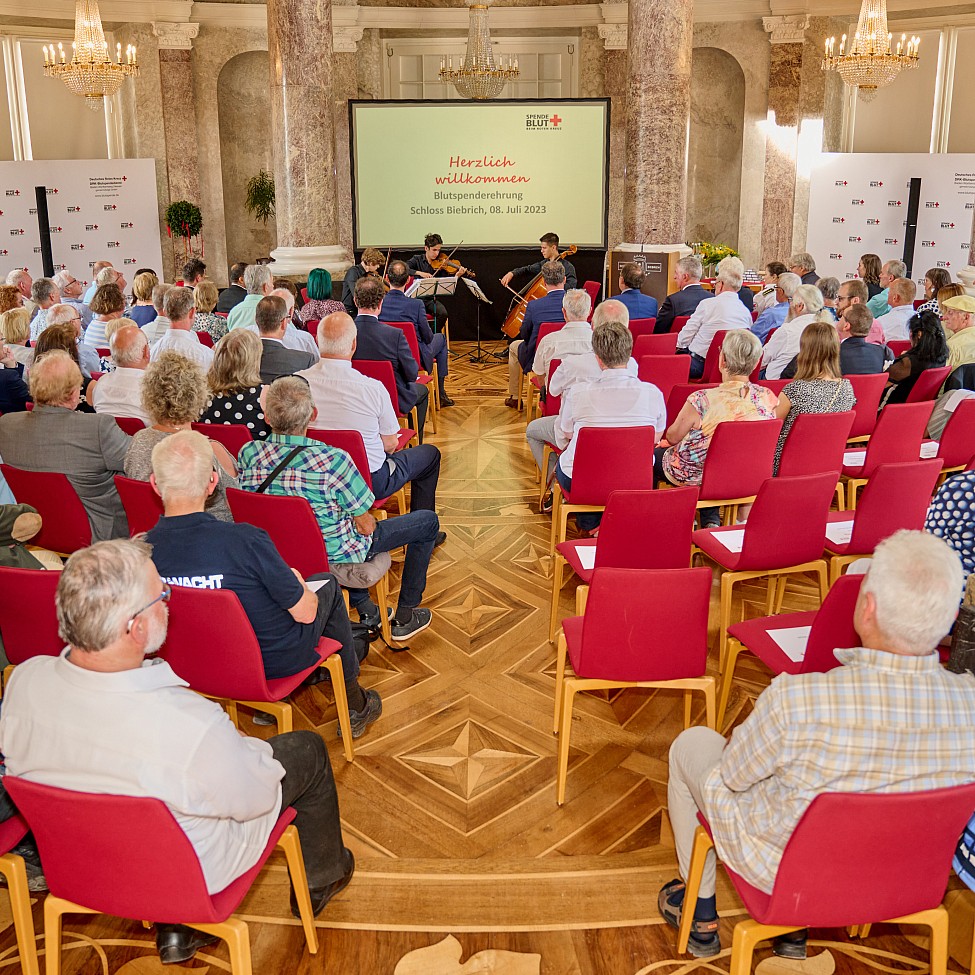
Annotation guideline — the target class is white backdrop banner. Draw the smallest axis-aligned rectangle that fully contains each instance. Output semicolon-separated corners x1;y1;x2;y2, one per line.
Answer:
807;153;975;292
0;159;162;287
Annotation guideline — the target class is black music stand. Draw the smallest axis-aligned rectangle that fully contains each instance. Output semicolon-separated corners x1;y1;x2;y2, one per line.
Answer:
462;278;500;364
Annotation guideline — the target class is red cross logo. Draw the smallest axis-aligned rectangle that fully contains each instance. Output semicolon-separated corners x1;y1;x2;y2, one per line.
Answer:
549;114;562;127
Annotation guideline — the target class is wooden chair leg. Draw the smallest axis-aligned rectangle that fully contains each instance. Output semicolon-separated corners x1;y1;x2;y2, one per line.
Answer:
815;561;829;603
702;677;716;730
549;555;565;643
834;481;844;511
540;445;553;504
556;679;578;805
717;639;744;728
718;573;735;670
552;632;569;734
225;700;239;728
764;577;777;615
773;573;788;614
276;824;319;954
683;691;692;730
0;854;39;975
190;919;252;975
425;379;438;434
575;585;589;616
729;921;803;975
324;655;355;762
677;826;714;953
859;922;872;938
44;895;97;975
889;908;946;975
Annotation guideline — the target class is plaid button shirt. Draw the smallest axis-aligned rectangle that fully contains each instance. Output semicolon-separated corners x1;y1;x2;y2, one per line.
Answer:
702;647;975;893
237;434;374;563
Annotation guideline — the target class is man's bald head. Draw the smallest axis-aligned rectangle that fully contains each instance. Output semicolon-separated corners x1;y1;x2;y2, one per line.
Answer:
110;324;149;368
591;298;630;328
318;312;357;359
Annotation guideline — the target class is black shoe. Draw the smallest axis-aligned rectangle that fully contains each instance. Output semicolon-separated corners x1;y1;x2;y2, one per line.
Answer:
339;688;383;739
434;531;447;548
156;924;220;965
390;608;433;641
540;491;553;514
291;849;355;919
772;930;808;959
504;396;520;409
439;393;455;407
358;606;393;632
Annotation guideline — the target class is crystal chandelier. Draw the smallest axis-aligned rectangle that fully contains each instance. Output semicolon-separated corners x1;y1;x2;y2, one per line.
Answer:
822;0;918;102
43;0;138;112
439;0;519;101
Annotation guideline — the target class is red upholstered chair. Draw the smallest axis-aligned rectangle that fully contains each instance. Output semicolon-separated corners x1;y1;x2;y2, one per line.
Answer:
905;365;952;403
0;814;40;975
693;472;836;666
0;465;92;556
549;425;657;557
638;355;691;405
5;778;319;975
677;784;975;974
0;565;61;685
305;319;320;340
351;359;418;447
384;320;437;434
718;572;863;724
761;326;779;346
538;357;563;419
113;475;165;535
225;487;393;648
196;331;215;348
114;415;145;436
582;280;601;318
549;486;698;641
670;315;691;335
525;322;565;418
300;287;309;303
824;459;943;584
846;373;889;442
158;584;354;756
839;401;933;508
628;317;656;340
665;382;718;430
215;311;229;319
633;332;679;357
89;371;104;381
886;339;911;358
928;398;975;476
190;421;254;460
553;566;715;805
776;411;855;478
751;310;759;322
696;330;728;384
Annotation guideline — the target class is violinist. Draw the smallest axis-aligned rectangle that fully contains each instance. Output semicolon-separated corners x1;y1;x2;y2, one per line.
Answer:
407;233;467;333
501;232;577;292
380;260;453;407
342;247;384;316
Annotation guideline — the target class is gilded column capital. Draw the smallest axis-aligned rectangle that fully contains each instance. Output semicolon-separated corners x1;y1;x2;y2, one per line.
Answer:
762;15;810;44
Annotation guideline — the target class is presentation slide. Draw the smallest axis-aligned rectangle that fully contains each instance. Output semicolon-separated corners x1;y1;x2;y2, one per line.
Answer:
350;100;609;249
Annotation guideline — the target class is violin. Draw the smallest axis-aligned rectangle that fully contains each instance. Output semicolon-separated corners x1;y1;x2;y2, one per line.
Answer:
500;244;577;338
429;253;476;279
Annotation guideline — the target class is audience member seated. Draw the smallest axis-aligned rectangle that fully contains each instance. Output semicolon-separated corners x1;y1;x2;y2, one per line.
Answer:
0;350;129;539
867;258;906;317
882;310;948;406
27;278;60;343
788;252;819;286
760;284;825;380
84;283;127;350
656;330;775;529
876;278;917;342
918;267;951;318
6;268;34;318
239;378;443;640
753;262;788;315
554;321;665;534
0;341;29;413
147;430;380;735
79;261;110;305
655;255;710;335
772;322;855;473
181;258;207;290
52;270;93;327
268;287;320;357
257;295;317;385
751;272;800;343
0;307;32;367
141;283;173;344
227;264;274;332
124;351;237;521
297;313;442;515
123;271;159;328
88;325;151;422
505;261;567;407
836;303;893;375
616;262;659;320
341;248;384;317
198;328;271;439
215;261;248;314
942;294;975;371
300;267;345;324
34;315;99;392
0;536;356;964
858;253;883;300
380;260;452;408
352;276;428;441
190;278;227;342
150;287;214;369
816;276;840;320
532;288;594;384
0;285;22;317
926;471;975;577
677;257;752;379
660;530;974;959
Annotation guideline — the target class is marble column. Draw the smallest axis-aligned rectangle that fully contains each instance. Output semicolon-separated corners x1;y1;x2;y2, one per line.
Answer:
621;0;693;248
153;24;202;213
266;0;348;276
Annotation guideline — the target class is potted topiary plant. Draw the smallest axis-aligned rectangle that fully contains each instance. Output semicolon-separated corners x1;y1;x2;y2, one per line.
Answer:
245;170;275;226
164;200;204;266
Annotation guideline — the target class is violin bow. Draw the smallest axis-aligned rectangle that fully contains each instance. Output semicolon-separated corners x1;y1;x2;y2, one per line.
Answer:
444;240;464;264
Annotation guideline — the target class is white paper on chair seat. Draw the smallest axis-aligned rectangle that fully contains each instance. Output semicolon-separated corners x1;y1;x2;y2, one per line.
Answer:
712;529;745;553
306;578;332;593
919;441;939;458
577;546;596;570
825;519;854;545
767;625;813;663
843;449;866;467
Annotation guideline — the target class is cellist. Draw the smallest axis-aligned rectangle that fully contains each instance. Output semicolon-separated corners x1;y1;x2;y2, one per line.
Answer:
407;232;467;335
500;232;577;292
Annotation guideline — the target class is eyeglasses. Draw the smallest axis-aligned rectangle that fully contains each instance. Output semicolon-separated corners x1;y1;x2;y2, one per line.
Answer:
126;582;171;633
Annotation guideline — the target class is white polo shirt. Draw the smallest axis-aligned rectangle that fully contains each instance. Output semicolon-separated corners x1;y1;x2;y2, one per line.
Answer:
877;304;915;342
91;366;151;424
149;327;214;369
532;321;593;379
549;354;638;397
677;290;753;358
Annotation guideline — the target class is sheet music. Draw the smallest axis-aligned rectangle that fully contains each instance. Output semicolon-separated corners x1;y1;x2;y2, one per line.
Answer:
767;625;812;663
406;277;458;299
462;277;492;303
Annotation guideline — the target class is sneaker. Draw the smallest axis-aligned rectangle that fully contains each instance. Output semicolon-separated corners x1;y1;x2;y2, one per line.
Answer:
338;689;383;739
772;930;808;959
358;606;393;632
540;492;553;514
7;839;47;893
390;607;433;641
657;879;720;958
252;710;277;726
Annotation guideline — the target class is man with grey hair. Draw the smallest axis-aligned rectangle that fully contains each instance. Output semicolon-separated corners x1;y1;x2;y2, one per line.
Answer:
6;268;34;318
751;271;800;343
655;255;710;335
677;256;753;378
238;378;443;640
505;260;567;408
760;283;825;379
52;269;93;327
662;530;975;960
227;264;274;332
149;286;213;368
89;324;152;422
867;258;907;316
45;302;101;379
81;260;112;304
531;288;593;383
270;286;320;357
256;295;316;384
27;277;61;342
0;536;355;965
788;251;818;285
141;283;174;344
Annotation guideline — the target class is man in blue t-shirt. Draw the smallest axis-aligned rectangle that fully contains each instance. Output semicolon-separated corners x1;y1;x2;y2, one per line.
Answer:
145;430;381;739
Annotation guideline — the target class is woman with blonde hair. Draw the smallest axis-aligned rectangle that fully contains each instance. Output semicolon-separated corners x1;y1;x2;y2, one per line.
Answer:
198;328;269;438
123;271;158;327
124;351;238;521
192;278;228;342
773;321;856;473
0;307;32;366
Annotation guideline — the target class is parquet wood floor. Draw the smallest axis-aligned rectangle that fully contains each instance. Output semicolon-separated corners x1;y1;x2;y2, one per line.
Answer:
0;344;966;972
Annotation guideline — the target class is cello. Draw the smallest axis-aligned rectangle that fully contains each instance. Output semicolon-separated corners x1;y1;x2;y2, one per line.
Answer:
500;244;577;338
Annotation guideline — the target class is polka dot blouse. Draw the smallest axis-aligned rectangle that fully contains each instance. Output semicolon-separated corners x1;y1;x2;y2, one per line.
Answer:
199;385;270;440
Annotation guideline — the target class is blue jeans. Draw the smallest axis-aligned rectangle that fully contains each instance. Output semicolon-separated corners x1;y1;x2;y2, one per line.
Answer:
555;461;602;532
371;444;441;511
347;510;440;616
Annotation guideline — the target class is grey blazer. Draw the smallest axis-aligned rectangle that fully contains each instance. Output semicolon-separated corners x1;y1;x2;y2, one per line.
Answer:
260;339;317;385
0;405;131;541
